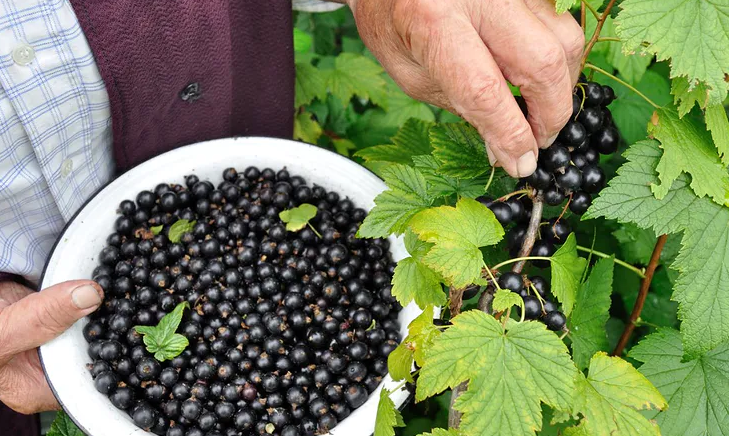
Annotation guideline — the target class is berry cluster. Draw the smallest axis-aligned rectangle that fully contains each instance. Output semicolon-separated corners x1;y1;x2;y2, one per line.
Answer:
475;80;618;332
524;79;617;214
84;167;401;436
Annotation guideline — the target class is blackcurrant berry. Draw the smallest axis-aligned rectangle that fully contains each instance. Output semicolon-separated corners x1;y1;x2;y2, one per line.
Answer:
569;191;592;215
544;311;567;331
591;126;619;154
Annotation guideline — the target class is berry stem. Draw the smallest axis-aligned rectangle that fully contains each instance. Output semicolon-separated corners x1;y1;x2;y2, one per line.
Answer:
497;188;531;202
512;194;544;273
484;166;496;193
584;63;661;109
575;245;646;278
612;234;668;356
597;36;621;42
307;222;323;239
580;2;586;31
582;0;600;20
490;256;552;271
580;0;618;70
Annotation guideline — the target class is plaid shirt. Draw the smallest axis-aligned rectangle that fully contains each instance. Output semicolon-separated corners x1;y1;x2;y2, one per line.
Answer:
0;0;343;283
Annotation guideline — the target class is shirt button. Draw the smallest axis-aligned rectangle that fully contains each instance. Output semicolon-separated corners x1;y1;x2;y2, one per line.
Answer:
61;159;73;178
12;43;35;66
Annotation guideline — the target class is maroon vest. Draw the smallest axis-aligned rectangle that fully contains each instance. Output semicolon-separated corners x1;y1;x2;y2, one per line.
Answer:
0;2;295;433
70;0;295;170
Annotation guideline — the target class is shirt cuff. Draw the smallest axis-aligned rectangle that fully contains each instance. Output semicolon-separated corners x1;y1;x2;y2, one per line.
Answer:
293;0;346;12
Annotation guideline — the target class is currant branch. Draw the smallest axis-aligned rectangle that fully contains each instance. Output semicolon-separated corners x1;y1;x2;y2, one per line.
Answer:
612;234;668;356
512;192;544;274
580;0;618;70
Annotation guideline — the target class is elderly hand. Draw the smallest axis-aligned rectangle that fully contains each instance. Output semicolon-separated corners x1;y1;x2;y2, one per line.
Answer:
349;0;584;177
0;280;103;414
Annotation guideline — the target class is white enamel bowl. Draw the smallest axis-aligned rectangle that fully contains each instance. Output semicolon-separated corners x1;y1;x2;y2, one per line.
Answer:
39;137;421;436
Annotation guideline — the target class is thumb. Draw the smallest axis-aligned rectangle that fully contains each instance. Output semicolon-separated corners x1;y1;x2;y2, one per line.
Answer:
0;280;103;367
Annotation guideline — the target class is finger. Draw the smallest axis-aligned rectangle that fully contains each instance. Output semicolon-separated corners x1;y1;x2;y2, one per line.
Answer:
400;14;538;177
0;352;60;414
0;280;103;367
0;280;34;305
522;0;585;84
473;0;573;149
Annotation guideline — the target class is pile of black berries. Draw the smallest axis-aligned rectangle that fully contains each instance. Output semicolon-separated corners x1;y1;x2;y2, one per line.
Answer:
84;166;402;436
476;79;619;333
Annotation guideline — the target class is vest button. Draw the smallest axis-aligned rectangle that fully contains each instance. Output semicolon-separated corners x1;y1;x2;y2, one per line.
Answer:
180;82;201;102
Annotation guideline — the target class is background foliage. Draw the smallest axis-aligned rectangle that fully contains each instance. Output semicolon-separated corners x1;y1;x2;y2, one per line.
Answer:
48;1;729;435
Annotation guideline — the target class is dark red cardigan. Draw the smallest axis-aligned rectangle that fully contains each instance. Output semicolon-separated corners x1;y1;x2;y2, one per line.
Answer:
2;1;295;433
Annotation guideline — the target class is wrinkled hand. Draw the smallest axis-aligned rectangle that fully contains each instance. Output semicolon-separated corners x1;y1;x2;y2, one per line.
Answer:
349;0;584;177
0;280;103;414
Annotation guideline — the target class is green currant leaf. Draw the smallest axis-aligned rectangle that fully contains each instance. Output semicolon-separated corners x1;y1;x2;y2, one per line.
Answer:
332;138;356;157
705;104;729;166
491;289;524;313
375;388;405;436
572;352;666;436
383;78;436;125
549;233;587;316
409;198;504;288
134;302;189;362
671;76;711;116
295;62;327;108
150;225;163;235
586;13;652;84
355;118;434;165
411;155;493;199
616;0;729;104
326;53;388;109
392;257;445;309
417;311;576;436
430;123;491;178
47;411;84;436
293;28;313;53
407;305;441;367
358;165;432;238
648;108;729;205
585;140;729;359
167;219;196;243
404;228;433;260
279;204;318;232
631;328;729;436
293;112;323;144
568;257;613;370
387;343;415;383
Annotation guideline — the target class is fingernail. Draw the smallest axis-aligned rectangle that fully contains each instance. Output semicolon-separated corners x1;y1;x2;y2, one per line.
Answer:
544;134;559;148
72;285;102;310
486;148;497;166
516;152;538;178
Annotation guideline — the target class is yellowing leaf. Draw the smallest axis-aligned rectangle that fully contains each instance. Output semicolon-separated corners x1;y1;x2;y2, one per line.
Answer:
417;311;576;436
572;352;666;436
392;257;445;309
492;289;524;313
550;234;587;316
409;198;504;288
387;343;414;383
648;108;729;205
279;204;318;232
293;112;323;144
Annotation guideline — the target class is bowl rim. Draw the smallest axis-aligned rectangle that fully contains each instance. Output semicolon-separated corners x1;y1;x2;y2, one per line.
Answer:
37;136;417;436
